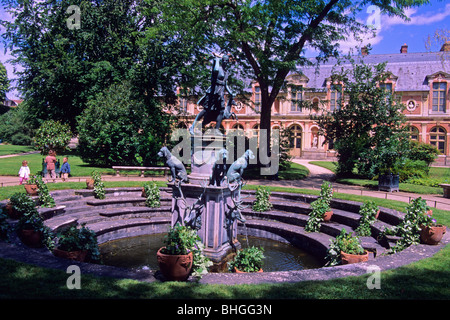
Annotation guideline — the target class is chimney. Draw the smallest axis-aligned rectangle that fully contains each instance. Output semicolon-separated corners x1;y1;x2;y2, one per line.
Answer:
400;43;408;54
361;46;368;56
440;41;450;52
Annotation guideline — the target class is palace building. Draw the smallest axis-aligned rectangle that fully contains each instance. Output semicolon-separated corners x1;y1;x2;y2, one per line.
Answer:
174;43;450;166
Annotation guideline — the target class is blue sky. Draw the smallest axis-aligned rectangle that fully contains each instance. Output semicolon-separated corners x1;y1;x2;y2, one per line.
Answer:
1;0;450;100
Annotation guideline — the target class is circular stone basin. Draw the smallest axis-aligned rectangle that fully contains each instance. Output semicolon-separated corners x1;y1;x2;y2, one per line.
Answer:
99;234;322;272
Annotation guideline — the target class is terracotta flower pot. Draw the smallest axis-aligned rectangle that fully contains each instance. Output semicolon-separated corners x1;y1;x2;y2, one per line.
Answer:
234;267;263;273
375;210;381;220
86;179;95;190
24;184;39;196
157;247;193;281
323;210;333;222
420;225;446;245
53;247;88;262
5;203;21;219
19;229;43;248
340;250;369;265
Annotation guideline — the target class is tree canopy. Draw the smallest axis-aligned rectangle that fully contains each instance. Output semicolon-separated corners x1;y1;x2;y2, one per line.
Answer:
145;0;430;149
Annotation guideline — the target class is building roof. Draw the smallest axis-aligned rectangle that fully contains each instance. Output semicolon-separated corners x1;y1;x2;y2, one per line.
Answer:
297;51;450;92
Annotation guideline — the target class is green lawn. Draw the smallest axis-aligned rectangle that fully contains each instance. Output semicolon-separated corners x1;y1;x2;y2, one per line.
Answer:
0;182;448;299
0;144;35;156
310;161;449;195
0;152;115;177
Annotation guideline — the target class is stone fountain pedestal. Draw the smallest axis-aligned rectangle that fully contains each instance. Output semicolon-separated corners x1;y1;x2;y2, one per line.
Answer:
169;132;241;263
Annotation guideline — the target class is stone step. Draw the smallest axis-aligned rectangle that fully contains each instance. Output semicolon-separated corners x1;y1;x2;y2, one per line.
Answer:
242;209;353;238
98;205;172;218
86;216;170;236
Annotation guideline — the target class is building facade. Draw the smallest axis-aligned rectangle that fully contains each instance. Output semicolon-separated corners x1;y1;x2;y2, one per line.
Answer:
174;43;450;166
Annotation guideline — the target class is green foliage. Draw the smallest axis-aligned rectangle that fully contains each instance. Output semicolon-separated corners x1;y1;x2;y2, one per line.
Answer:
228;246;265;273
0;0;192;132
29;175;55;208
325;229;365;266
252;186;273;212
0;62;9;99
0;102;34;145
76;82;174;167
393;159;429;182
8;192;36;216
305;198;329;233
161;224;212;279
355;201;379;237
305;181;333;233
315;60;409;178
16;208;55;249
91;171;105;200
380;197;432;253
0;212;11;241
34;120;72;155
143;182;160;208
407;140;440;165
56;224;100;263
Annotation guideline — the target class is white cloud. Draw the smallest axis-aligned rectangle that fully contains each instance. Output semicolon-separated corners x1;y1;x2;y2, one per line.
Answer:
382;3;450;28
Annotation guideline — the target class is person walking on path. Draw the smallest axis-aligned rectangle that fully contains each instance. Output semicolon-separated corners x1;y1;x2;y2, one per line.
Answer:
60;157;71;182
44;150;57;182
18;160;30;185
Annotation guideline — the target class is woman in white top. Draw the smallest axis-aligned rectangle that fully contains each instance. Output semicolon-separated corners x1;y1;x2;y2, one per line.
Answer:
18;160;30;185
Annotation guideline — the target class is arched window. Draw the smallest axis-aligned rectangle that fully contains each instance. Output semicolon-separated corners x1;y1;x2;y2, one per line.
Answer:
408;126;419;141
430;126;447;154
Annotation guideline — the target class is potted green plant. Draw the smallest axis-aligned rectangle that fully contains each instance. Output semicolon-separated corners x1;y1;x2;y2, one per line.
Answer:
5;192;36;219
355;201;380;237
16;211;55;249
228;246;265;273
24;175;39;196
53;224;100;262
326;229;368;266
305;198;330;232
156;224;197;281
142;182;161;208
252;186;273;212
32;175;55;208
420;218;446;245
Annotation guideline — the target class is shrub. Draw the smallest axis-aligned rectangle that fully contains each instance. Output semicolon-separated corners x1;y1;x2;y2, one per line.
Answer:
76;82;174;167
407;140;439;166
394;159;429;182
10;132;32;146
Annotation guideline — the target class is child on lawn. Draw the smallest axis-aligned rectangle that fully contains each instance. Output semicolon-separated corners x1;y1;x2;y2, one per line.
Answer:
18;160;30;185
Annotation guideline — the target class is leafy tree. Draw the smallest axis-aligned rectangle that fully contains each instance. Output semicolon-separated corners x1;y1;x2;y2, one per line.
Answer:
76;82;174;167
144;0;430;151
314;58;409;178
0;101;34;144
0;0;188;131
0;62;8;102
34;120;72;155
